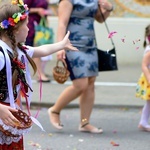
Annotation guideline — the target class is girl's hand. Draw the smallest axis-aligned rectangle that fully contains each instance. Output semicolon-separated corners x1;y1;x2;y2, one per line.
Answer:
0;104;20;127
98;0;113;11
62;31;78;51
58;31;78;59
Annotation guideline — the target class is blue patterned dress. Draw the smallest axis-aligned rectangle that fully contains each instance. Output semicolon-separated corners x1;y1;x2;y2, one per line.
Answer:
65;0;99;80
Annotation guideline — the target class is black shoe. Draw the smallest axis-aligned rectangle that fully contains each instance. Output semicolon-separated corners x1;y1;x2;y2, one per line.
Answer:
38;79;51;83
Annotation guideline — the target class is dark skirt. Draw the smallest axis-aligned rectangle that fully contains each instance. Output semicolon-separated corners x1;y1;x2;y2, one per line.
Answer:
66;47;98;81
0;137;24;150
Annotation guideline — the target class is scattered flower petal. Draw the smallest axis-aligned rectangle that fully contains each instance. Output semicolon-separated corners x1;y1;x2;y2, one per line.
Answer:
136;39;141;42
121;38;125;43
28;141;41;148
48;133;53;136
108;31;117;38
113;130;117;133
78;139;84;142
111;141;119;146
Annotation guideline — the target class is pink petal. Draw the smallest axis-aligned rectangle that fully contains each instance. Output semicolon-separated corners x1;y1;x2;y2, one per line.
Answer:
121;39;125;43
108;31;117;38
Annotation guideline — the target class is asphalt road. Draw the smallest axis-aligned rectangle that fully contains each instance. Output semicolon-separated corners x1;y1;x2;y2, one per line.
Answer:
22;63;148;150
24;107;150;150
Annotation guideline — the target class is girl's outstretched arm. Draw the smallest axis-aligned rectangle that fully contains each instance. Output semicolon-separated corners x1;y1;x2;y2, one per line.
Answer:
32;31;78;58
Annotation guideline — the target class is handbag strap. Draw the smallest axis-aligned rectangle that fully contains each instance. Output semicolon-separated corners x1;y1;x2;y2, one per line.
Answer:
98;5;115;48
39;17;47;27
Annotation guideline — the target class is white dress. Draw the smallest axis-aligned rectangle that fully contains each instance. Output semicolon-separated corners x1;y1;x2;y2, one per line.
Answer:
0;40;34;144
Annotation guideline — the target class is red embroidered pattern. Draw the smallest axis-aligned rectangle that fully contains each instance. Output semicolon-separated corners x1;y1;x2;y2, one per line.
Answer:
0;137;24;150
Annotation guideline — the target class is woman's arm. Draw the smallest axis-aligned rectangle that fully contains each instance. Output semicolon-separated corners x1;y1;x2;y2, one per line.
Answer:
57;0;73;59
95;0;113;23
24;0;33;8
24;0;46;17
29;7;46;17
32;31;78;58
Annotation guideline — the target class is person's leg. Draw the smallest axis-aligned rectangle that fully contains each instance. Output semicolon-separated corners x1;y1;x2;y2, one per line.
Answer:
79;77;103;133
41;55;52;77
139;100;150;131
79;77;95;122
41;60;50;78
33;58;50;82
41;61;47;73
48;78;88;129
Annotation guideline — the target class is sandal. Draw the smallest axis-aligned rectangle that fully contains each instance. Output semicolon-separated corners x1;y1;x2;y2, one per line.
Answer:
38;79;51;83
45;74;50;78
48;108;63;130
79;122;103;134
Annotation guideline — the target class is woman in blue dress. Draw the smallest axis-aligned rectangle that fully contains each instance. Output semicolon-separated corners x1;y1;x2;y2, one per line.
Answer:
48;0;113;133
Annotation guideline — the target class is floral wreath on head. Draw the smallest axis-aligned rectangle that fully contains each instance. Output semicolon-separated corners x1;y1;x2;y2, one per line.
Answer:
0;0;29;30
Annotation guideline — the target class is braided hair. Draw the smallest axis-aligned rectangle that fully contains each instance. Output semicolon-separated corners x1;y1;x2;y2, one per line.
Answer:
0;3;37;87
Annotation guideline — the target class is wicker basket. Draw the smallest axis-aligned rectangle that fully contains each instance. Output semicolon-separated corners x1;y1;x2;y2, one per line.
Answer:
0;109;32;137
53;59;70;84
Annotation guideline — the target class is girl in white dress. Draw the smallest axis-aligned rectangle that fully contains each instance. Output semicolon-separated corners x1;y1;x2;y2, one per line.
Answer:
0;0;77;149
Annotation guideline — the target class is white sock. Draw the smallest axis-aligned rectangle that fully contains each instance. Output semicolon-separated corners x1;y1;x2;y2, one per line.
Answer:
139;100;150;127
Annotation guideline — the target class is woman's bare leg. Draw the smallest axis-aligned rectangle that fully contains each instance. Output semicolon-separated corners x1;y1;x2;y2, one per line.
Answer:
79;77;95;123
49;78;88;127
79;77;103;133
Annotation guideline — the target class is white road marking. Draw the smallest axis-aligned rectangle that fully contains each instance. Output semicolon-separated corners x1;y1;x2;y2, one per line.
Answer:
32;80;137;87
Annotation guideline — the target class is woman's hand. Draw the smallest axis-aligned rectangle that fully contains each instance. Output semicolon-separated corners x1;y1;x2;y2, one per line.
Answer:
57;50;66;60
0;104;20;127
98;0;113;11
37;8;46;17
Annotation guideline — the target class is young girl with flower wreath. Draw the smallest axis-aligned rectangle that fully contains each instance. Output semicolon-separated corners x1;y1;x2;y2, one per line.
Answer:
0;0;77;149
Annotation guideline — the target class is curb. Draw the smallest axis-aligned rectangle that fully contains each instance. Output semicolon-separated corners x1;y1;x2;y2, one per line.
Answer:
23;102;143;109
